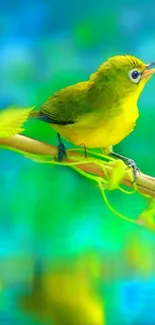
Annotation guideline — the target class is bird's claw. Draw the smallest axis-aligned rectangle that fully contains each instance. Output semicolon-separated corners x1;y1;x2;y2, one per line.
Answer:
79;143;87;158
126;159;140;183
57;142;67;162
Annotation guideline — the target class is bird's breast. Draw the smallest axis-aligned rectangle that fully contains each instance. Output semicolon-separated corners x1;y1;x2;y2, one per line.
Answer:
52;103;139;148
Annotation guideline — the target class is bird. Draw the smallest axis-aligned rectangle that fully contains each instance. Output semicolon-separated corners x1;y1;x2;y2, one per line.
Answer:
29;54;155;177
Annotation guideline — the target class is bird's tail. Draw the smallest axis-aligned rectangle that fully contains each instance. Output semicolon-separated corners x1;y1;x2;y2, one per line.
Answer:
28;108;52;123
28;109;41;119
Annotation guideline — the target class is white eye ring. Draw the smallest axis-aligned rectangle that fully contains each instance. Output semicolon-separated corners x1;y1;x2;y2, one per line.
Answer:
128;68;141;84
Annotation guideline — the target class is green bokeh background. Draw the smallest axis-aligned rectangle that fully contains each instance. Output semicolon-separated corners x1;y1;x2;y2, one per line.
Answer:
0;1;155;324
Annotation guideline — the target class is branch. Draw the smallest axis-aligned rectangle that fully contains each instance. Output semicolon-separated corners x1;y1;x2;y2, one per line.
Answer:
0;134;155;198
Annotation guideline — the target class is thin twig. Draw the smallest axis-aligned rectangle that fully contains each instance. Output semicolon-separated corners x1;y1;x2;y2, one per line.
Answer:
0;134;155;198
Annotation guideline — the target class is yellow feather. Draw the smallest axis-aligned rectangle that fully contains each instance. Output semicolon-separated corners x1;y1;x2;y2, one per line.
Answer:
0;106;35;138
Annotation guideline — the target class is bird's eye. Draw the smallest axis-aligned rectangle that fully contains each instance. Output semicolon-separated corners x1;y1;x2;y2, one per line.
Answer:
128;69;141;84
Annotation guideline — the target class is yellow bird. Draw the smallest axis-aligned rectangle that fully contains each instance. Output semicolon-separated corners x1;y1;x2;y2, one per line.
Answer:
30;55;155;175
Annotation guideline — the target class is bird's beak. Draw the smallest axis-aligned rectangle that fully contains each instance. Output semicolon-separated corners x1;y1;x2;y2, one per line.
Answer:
141;62;155;80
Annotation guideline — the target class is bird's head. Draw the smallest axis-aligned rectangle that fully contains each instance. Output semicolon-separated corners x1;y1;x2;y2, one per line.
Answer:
91;55;155;103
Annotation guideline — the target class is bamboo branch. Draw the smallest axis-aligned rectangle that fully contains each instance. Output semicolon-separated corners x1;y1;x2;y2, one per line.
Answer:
0;134;155;198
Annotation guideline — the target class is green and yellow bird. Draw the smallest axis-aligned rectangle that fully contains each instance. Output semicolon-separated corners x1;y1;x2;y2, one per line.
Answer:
30;54;155;174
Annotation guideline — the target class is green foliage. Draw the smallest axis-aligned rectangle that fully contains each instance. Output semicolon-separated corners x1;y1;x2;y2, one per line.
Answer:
0;130;153;229
137;199;155;229
0;107;154;232
74;13;121;50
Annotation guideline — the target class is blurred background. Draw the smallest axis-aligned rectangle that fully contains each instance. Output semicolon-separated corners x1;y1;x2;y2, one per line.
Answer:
0;0;155;324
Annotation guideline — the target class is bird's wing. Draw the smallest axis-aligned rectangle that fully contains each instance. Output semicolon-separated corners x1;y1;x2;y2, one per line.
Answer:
40;82;90;125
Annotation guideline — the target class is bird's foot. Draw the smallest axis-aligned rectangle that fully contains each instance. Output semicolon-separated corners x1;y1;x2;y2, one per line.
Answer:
110;152;140;183
126;159;140;183
79;143;87;158
55;133;67;162
57;142;67;162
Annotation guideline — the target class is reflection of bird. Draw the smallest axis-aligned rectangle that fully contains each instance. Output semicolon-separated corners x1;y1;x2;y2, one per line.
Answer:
19;257;105;325
29;55;155;175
